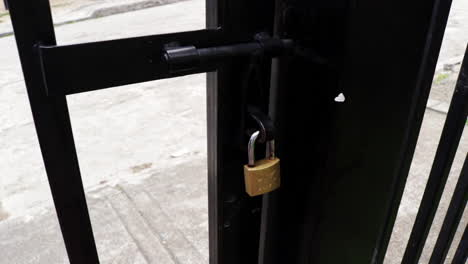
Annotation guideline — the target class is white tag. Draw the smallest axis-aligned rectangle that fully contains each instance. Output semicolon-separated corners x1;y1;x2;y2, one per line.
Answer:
334;93;345;103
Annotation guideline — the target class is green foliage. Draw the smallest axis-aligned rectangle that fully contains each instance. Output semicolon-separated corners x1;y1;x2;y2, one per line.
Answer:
434;73;450;84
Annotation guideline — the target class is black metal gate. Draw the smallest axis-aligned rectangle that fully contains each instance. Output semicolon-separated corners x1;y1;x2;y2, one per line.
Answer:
6;0;467;263
402;49;467;264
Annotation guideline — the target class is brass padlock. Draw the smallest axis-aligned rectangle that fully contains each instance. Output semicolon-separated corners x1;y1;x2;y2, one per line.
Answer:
244;131;281;196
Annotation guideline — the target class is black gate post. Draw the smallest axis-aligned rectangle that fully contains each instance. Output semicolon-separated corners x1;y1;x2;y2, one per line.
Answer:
8;0;100;263
206;1;276;263
3;0;8;10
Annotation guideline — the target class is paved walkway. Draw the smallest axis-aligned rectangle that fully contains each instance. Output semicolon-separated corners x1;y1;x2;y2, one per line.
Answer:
0;158;209;264
0;2;208;263
428;0;468;110
385;110;468;264
0;0;186;37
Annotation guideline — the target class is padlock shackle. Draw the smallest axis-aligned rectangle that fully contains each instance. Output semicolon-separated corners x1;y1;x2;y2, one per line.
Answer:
248;131;260;167
267;140;275;160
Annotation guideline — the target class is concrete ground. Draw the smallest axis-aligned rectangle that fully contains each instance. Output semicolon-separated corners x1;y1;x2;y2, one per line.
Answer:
1;1;208;263
384;111;467;264
385;1;468;263
0;158;209;264
0;0;466;263
0;0;187;37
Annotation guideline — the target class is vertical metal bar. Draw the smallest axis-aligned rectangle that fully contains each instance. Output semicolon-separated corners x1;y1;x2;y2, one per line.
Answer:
372;0;454;261
206;3;220;263
402;45;468;264
257;1;282;263
7;0;100;263
451;225;468;264
206;0;275;263
429;154;468;264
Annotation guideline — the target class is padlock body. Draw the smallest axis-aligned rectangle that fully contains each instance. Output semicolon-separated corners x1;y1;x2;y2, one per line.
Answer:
244;158;280;196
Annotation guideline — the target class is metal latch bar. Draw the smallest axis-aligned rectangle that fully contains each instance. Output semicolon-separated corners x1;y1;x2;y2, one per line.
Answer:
164;36;294;74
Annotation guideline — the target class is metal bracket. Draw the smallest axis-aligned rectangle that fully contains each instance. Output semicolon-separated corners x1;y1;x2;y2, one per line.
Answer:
38;30;294;96
247;106;275;144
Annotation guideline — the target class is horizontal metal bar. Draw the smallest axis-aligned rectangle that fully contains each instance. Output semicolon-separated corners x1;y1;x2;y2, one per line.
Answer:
164;37;293;74
38;28;245;96
39;29;294;96
429;154;468;264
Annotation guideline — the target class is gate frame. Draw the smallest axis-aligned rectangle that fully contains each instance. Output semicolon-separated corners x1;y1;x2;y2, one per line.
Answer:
7;0;458;263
